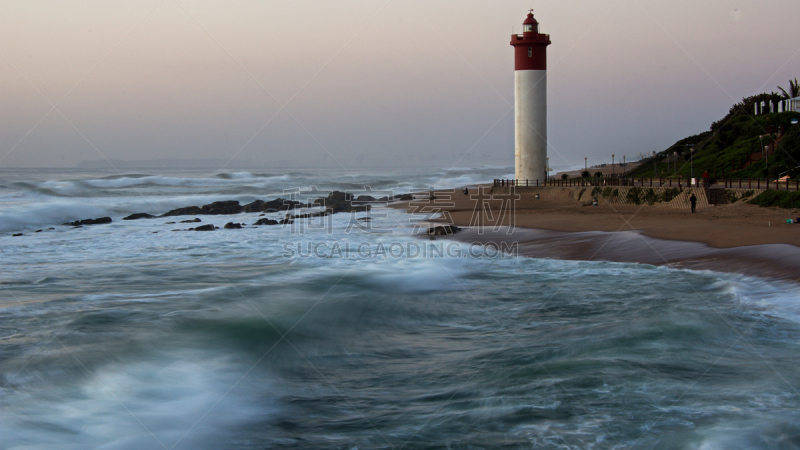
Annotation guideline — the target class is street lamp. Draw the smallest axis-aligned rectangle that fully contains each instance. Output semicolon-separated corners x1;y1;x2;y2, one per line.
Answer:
690;147;695;180
673;151;678;175
585;157;587;171
612;154;615;175
623;155;626;177
546;157;550;182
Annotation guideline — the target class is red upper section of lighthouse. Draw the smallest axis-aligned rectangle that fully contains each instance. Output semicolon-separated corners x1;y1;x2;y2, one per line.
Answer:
511;11;550;71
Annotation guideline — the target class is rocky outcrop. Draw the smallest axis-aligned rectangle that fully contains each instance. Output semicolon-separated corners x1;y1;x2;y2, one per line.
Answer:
242;199;302;213
161;201;242;217
254;218;279;226
158;198;303;217
426;225;462;236
223;222;243;229
123;213;155;220
123;191;398;223
308;191;372;216
64;217;112;226
192;224;216;231
180;218;201;223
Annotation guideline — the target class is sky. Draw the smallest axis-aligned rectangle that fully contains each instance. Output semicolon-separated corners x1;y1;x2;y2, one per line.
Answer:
1;0;799;170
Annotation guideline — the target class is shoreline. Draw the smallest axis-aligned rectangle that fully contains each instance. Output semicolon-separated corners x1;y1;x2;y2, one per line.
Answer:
446;226;800;283
396;187;800;282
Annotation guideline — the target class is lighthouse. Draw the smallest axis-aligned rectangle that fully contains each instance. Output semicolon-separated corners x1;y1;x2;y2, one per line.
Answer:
510;10;551;181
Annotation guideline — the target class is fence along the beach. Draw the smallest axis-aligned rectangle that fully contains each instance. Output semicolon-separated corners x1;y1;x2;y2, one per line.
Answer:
493;178;800;191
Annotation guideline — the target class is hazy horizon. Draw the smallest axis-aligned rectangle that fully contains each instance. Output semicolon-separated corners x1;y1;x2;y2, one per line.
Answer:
2;0;799;171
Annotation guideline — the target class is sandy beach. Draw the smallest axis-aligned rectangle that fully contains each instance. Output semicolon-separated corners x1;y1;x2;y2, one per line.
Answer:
395;186;800;282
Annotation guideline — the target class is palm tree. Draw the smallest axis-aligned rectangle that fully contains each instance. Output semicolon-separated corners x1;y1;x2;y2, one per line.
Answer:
778;78;800;99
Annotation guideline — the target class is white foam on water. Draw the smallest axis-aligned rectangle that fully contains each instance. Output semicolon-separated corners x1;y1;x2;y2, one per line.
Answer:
1;353;274;450
713;276;800;323
0;201;110;232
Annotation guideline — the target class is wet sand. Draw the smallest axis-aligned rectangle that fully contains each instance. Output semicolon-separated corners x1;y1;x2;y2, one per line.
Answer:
393;187;800;282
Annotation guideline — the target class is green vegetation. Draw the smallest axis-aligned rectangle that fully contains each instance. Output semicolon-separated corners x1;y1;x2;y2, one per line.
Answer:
747;190;800;209
779;78;800;99
597;187;619;199
625;82;800;181
626;187;643;205
663;187;680;201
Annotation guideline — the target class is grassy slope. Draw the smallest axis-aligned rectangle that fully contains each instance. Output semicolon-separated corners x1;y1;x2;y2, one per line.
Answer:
627;111;800;180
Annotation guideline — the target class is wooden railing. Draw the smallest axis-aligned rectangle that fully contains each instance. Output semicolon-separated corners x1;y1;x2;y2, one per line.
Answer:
493;177;693;188
493;177;800;191
722;178;800;191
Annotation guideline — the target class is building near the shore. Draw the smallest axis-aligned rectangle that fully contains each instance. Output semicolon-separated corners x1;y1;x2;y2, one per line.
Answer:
757;97;800;114
510;10;551;181
791;97;800;113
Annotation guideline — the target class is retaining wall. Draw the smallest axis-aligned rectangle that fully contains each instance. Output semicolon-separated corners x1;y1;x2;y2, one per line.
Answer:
491;185;711;209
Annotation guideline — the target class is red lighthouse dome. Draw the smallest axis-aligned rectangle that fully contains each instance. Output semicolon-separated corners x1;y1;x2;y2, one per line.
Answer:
522;12;538;35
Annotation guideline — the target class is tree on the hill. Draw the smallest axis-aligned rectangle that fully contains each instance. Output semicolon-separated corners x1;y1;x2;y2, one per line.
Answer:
561;173;568;180
581;170;590;178
594;171;603;178
778;78;800;99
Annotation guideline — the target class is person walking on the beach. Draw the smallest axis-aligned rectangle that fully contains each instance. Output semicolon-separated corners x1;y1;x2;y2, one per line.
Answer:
690;193;697;213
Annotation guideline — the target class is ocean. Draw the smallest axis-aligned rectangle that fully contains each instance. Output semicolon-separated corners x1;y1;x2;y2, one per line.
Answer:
2;167;800;449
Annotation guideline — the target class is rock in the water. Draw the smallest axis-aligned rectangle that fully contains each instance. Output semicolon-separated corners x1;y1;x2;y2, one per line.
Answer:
180;218;201;223
254;218;279;226
123;213;155;220
224;222;243;229
306;191;373;215
161;206;202;217
426;225;462;236
162;201;240;217
279;219;293;225
243;199;303;213
161;198;304;217
192;224;215;231
392;194;413;201
12;233;23;237
65;217;112;226
289;211;330;219
35;229;42;233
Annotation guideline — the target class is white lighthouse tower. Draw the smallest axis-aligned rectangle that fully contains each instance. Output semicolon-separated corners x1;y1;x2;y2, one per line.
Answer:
511;10;551;182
